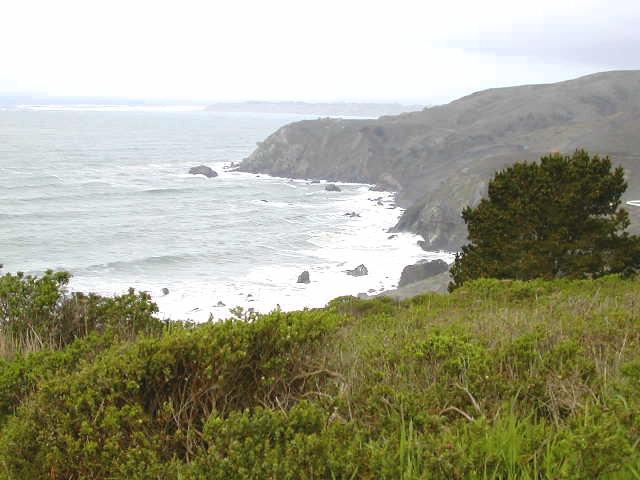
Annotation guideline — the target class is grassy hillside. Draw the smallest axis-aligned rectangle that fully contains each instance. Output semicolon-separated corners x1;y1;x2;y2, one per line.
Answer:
1;275;640;478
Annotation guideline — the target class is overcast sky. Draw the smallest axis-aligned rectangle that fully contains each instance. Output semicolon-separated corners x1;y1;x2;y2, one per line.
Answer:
1;0;638;104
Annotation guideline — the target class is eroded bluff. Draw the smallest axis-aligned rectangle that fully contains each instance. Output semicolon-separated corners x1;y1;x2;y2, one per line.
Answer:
240;71;640;251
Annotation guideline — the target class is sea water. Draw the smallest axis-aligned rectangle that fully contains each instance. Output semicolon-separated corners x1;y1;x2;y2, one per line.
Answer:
0;107;453;320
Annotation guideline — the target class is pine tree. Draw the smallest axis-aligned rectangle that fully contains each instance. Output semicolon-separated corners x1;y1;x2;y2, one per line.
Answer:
449;150;640;290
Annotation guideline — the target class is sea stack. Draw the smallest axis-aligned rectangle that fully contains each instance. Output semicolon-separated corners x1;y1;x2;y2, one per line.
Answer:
346;264;368;276
189;165;218;178
297;270;311;284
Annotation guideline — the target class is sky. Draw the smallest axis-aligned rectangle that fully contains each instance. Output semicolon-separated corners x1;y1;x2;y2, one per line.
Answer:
1;0;638;104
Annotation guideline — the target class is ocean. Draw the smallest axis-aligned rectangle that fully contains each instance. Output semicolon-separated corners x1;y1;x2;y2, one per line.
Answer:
0;106;452;320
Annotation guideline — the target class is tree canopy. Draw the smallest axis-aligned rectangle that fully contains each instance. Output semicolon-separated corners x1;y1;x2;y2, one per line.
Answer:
450;150;640;290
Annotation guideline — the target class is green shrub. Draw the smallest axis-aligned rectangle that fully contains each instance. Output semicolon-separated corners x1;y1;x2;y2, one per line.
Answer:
0;270;162;354
0;270;70;349
0;333;115;425
0;275;639;478
186;402;364;479
0;310;343;479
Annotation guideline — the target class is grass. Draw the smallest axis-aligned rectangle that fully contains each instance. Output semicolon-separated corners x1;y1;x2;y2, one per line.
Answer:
0;275;640;478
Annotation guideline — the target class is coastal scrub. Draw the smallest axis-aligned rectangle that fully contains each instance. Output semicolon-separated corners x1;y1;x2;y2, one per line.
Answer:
0;273;639;478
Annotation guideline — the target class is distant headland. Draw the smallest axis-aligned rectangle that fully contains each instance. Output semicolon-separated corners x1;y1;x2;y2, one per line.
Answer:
204;101;425;117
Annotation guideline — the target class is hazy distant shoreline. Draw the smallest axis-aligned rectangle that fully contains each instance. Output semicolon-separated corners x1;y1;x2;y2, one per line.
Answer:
205;101;425;117
0;96;425;118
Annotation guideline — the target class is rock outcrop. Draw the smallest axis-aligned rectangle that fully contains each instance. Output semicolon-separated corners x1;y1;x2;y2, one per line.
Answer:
239;71;640;251
346;265;368;277
189;165;218;178
325;184;342;192
380;272;452;299
398;259;449;288
297;271;310;284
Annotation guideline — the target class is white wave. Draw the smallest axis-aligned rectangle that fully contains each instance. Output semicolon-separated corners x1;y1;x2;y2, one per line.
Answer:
68;184;453;322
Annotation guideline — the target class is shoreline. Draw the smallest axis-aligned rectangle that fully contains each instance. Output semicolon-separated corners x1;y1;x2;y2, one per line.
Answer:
157;165;455;320
223;163;456;305
85;163;454;321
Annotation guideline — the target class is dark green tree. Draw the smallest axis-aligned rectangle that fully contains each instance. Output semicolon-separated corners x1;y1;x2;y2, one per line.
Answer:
449;150;640;290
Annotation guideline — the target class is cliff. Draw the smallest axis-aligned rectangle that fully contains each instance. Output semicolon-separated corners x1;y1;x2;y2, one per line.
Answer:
240;71;640;250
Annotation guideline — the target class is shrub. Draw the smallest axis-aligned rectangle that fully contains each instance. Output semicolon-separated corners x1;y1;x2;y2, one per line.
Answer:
186;402;365;479
0;270;70;349
0;270;162;353
450;150;640;290
0;276;639;478
0;310;343;479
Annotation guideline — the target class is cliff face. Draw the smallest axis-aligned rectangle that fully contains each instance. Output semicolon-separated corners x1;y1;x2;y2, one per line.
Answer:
240;71;640;251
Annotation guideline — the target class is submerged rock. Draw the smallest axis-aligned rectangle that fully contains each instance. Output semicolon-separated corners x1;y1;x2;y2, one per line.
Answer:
398;259;449;287
297;270;310;284
344;211;361;217
325;183;342;192
346;264;368;277
188;165;218;178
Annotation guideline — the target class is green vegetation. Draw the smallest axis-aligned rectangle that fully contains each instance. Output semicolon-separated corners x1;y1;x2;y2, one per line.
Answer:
0;269;162;355
3;150;640;478
0;270;639;478
450;150;640;290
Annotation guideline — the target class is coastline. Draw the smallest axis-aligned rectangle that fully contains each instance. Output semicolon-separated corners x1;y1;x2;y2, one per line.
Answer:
1;107;455;323
152;165;454;320
176;163;456;318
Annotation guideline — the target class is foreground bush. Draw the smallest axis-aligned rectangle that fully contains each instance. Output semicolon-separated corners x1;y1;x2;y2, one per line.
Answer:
0;309;343;478
1;276;640;478
0;270;162;353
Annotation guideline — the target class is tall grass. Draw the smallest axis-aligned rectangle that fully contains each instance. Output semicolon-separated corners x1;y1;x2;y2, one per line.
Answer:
399;417;422;480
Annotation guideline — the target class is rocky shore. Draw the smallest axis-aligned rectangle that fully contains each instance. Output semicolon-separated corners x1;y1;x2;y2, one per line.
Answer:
239;71;640;251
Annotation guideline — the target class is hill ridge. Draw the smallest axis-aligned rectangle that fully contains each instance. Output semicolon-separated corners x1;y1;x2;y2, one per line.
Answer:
239;70;640;250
